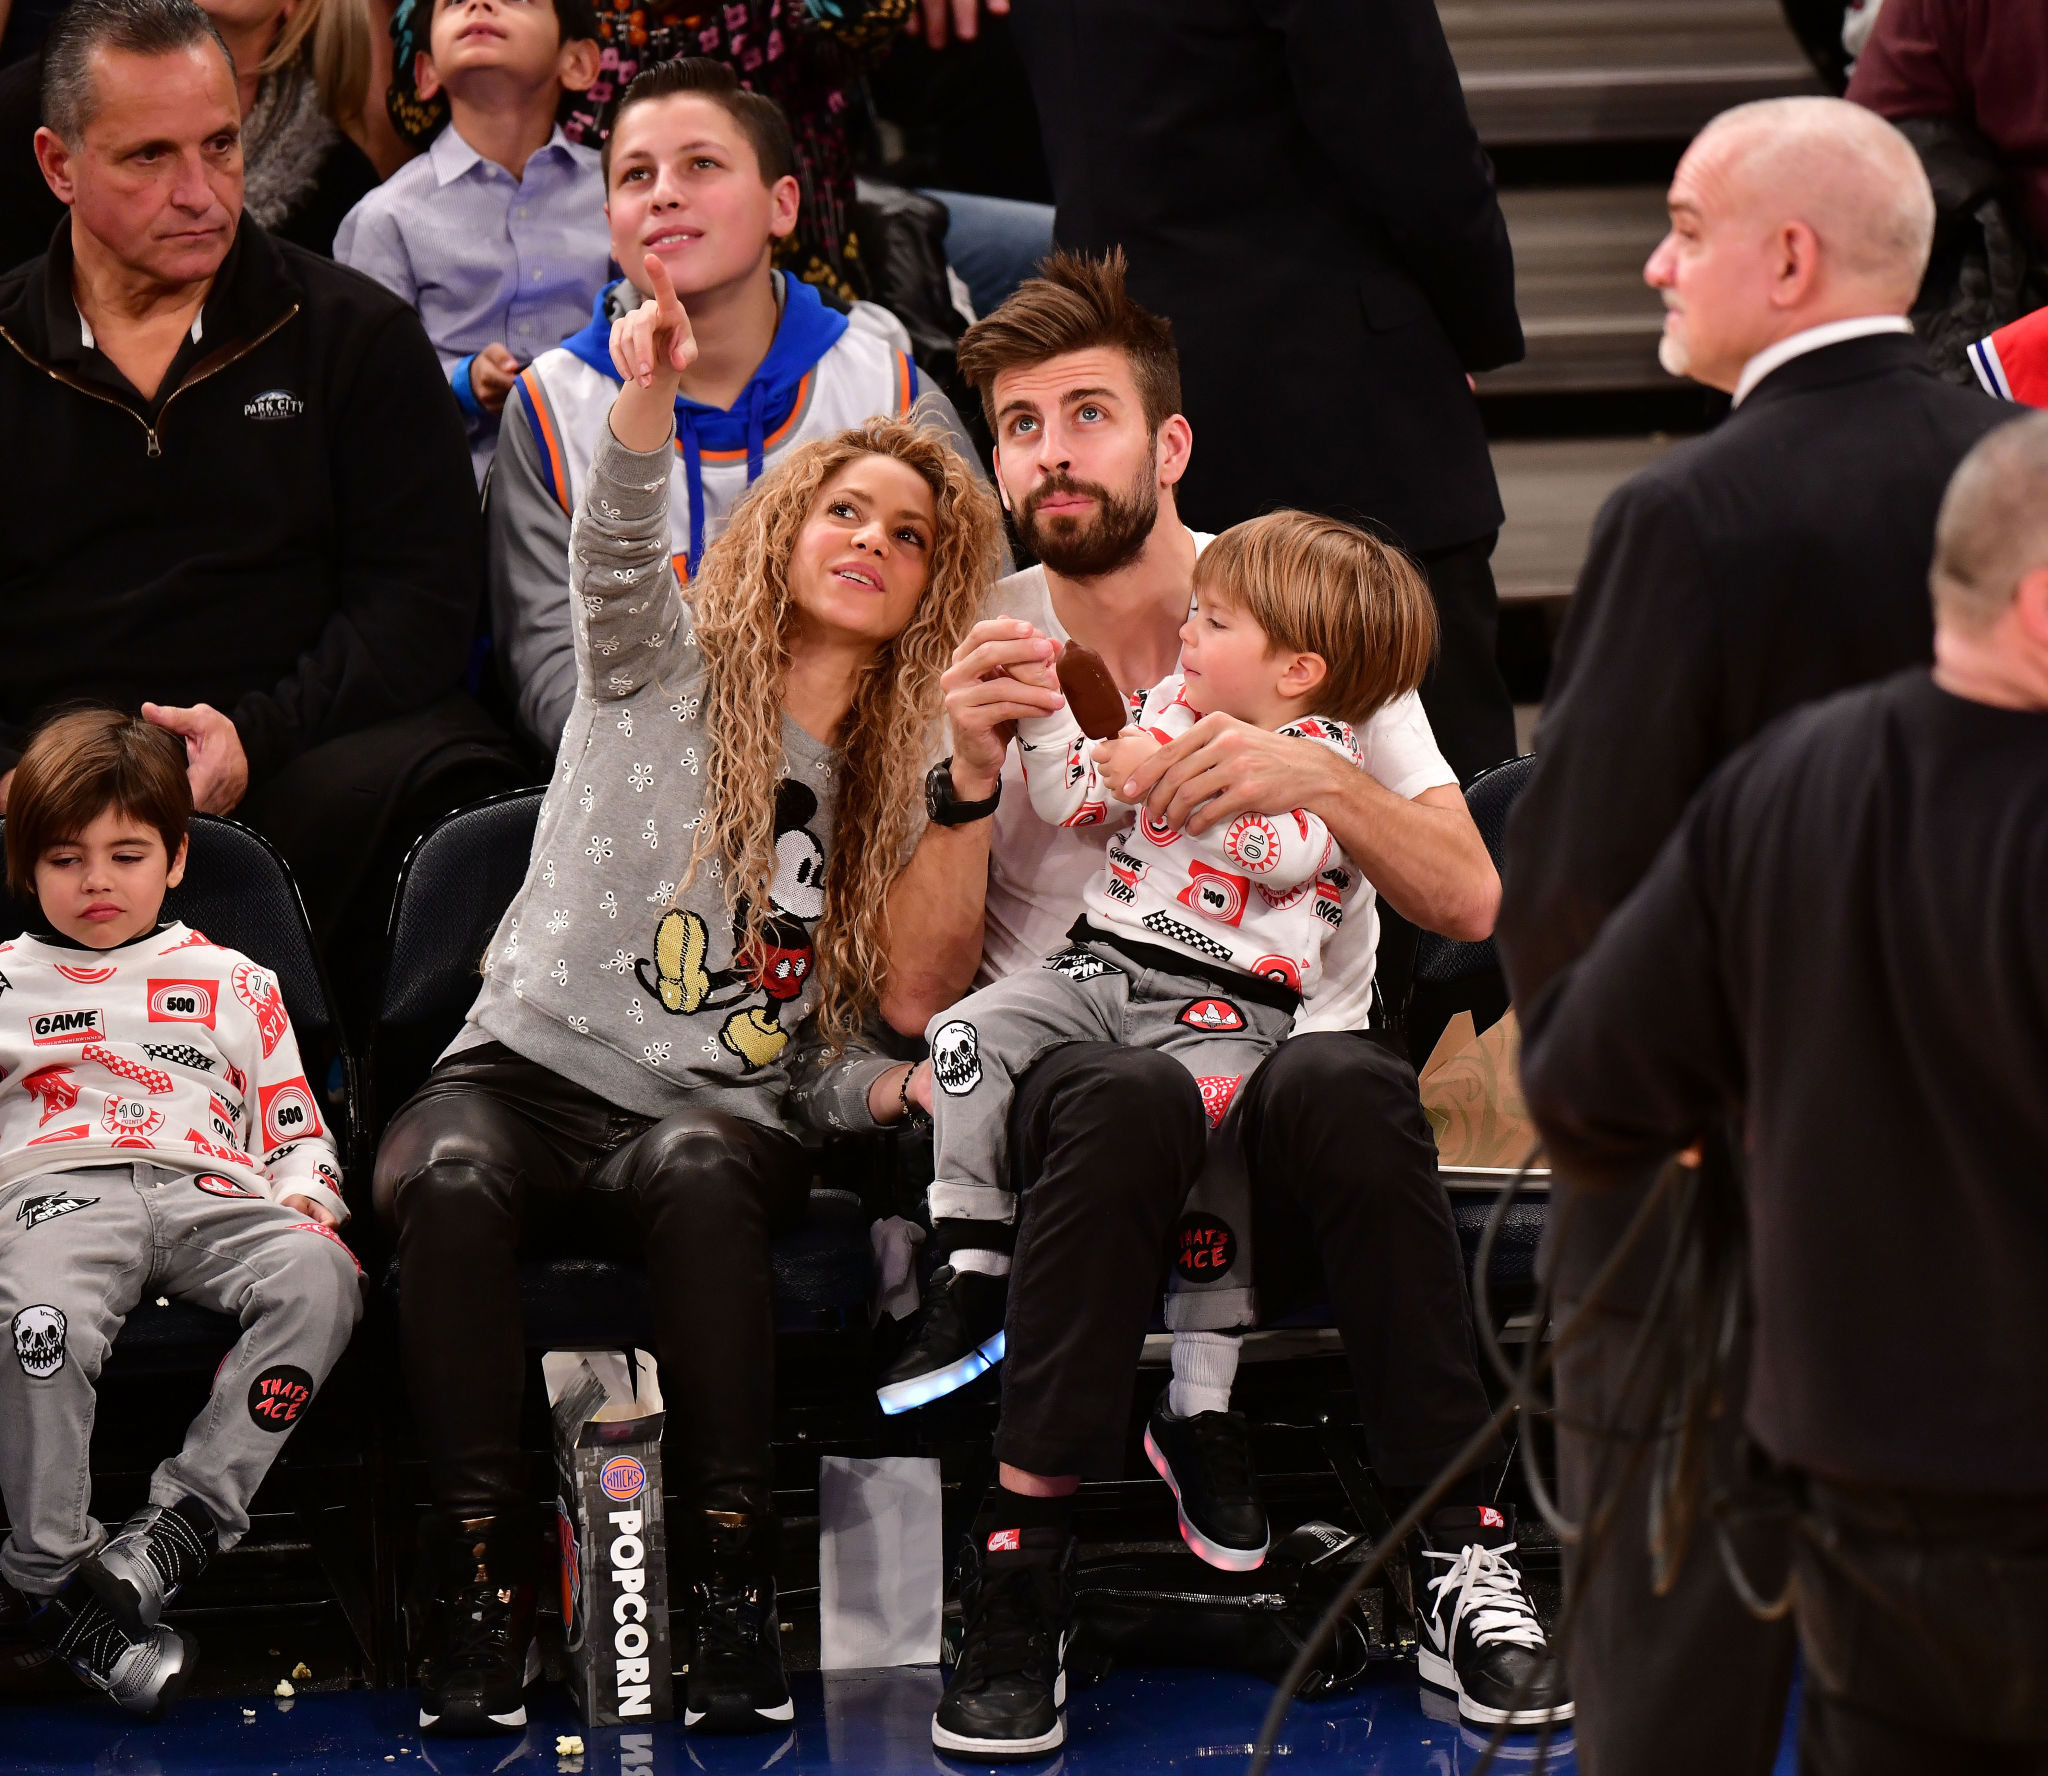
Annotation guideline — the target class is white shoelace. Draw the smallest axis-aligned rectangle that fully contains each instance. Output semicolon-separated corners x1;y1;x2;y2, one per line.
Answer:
1422;1540;1547;1653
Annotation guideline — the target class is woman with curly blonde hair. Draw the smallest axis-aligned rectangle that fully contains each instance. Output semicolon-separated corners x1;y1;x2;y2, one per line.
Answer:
373;254;999;1740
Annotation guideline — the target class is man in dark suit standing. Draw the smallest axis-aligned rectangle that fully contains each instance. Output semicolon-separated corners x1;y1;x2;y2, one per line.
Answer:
1004;0;1524;785
1497;97;2011;1776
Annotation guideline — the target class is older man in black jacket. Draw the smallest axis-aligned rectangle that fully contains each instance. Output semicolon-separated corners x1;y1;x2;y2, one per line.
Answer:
1498;96;2011;1776
0;0;515;966
1005;0;1524;785
1521;413;2048;1774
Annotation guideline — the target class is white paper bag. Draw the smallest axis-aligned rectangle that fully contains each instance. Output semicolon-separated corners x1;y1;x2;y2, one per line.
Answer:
818;1455;943;1669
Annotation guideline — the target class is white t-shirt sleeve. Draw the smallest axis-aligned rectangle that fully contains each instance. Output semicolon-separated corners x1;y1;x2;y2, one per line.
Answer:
1291;693;1460;1035
1357;691;1458;802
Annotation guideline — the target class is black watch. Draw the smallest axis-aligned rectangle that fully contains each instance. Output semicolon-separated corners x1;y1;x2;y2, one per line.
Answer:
926;757;1001;826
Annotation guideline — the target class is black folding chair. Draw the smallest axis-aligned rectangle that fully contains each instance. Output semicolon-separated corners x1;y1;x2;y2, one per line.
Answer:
1409;752;1536;1072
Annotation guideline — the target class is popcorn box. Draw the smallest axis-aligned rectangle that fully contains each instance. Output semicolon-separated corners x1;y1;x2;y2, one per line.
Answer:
545;1349;674;1726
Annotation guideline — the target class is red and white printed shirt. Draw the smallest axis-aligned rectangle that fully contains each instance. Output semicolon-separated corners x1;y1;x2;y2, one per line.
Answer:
0;922;346;1221
1017;675;1366;997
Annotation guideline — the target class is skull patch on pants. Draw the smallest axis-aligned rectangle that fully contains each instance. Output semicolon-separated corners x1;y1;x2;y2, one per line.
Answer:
931;1020;982;1096
12;1304;66;1378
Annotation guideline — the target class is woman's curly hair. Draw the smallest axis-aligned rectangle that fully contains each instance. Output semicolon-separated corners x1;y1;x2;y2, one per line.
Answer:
679;413;1001;1049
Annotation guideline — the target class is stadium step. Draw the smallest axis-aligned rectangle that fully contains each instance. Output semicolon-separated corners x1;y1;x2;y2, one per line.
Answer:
1441;0;1823;145
1483;185;1673;396
1491;435;1679;602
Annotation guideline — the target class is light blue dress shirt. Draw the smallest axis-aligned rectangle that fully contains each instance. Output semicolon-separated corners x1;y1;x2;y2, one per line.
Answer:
335;122;612;482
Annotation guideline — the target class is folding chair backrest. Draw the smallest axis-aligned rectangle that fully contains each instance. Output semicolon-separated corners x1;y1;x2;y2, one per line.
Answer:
1413;752;1538;987
372;788;543;1123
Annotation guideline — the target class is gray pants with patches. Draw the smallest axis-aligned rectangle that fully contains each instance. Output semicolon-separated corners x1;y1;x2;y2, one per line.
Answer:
0;1164;364;1594
926;941;1293;1331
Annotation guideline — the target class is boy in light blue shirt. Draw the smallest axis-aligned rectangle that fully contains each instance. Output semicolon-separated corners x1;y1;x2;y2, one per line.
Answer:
337;0;611;482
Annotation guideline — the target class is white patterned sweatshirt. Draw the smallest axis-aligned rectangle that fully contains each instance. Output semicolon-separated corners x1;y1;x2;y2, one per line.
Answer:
1015;675;1368;999
0;922;347;1220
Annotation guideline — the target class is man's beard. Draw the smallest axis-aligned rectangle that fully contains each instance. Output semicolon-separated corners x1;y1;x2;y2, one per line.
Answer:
1017;464;1161;580
1657;319;1692;379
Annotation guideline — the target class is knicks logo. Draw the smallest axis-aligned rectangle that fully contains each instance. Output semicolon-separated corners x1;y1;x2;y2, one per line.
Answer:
148;980;217;1027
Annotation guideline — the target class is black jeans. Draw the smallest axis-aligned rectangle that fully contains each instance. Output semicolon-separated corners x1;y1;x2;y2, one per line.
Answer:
1795;1477;2048;1775
996;1030;1496;1485
372;1042;809;1515
1552;1298;1796;1776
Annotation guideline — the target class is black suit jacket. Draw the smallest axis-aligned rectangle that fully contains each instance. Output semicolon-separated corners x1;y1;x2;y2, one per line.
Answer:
1497;331;2012;1301
1009;0;1522;555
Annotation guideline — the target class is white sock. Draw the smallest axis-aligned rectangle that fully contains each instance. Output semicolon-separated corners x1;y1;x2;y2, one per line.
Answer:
1169;1330;1242;1419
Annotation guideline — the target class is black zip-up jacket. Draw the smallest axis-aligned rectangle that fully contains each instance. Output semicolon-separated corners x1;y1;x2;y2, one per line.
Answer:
0;219;482;783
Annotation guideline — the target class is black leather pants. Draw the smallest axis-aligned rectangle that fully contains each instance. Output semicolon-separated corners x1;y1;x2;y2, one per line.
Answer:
373;1042;809;1515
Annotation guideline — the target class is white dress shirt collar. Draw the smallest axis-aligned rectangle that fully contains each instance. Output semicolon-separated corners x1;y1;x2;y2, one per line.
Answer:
1732;315;1914;407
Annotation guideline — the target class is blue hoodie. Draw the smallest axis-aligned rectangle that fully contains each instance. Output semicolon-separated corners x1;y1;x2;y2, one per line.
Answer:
558;271;851;574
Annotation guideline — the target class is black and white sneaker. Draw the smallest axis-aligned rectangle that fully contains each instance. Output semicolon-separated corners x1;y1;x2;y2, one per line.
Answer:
877;1265;1008;1415
1414;1507;1572;1730
684;1511;795;1733
81;1497;218;1634
34;1577;197;1717
413;1512;540;1735
1143;1390;1269;1572
931;1522;1073;1760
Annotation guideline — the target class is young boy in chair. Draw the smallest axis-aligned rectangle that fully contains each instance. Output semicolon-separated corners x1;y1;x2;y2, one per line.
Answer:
0;711;361;1715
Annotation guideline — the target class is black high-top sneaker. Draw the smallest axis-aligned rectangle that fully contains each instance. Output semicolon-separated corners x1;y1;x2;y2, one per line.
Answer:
1413;1505;1573;1729
1143;1388;1270;1572
684;1510;794;1733
81;1497;218;1634
932;1520;1074;1760
413;1511;540;1735
877;1265;1008;1415
33;1577;197;1717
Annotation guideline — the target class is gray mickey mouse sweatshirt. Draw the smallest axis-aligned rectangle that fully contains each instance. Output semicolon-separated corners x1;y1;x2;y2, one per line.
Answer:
450;424;842;1132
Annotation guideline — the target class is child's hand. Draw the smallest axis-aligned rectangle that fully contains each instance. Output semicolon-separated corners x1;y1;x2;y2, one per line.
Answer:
470;343;522;416
1008;639;1060;694
281;1194;339;1228
1092;728;1163;799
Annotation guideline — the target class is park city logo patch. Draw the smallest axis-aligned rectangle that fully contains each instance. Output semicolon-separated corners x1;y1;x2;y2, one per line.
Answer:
243;389;304;422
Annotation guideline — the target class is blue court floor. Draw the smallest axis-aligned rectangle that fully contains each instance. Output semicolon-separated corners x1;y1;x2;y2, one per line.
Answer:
0;1665;1802;1775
